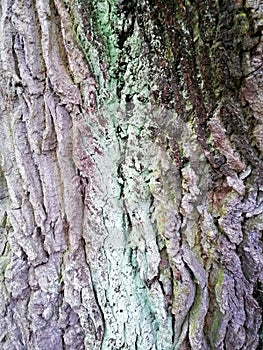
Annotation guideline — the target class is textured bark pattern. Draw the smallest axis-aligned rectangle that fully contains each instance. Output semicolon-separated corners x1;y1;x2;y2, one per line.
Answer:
0;0;262;349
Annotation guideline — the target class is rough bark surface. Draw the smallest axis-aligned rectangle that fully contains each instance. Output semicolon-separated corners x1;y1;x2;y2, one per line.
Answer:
0;0;262;349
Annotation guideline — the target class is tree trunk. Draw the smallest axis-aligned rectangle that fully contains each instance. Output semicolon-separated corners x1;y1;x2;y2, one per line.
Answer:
0;0;262;349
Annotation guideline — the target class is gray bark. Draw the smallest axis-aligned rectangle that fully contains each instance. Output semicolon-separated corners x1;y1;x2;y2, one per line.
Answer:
0;0;262;349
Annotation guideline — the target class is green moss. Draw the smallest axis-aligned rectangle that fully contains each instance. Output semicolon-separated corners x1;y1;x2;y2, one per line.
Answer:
0;212;7;229
91;0;119;69
156;212;167;236
208;267;225;346
215;268;225;288
234;12;250;37
192;8;200;43
209;309;224;347
172;281;191;306
189;287;202;334
70;0;120;99
220;205;227;217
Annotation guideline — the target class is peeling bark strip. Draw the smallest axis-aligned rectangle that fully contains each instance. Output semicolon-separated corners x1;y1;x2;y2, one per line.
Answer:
0;0;262;349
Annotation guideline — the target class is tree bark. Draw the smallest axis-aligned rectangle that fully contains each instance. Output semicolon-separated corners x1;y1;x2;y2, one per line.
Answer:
0;0;262;349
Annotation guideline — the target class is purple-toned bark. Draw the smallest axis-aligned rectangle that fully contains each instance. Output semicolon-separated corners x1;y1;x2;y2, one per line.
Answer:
0;0;262;349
